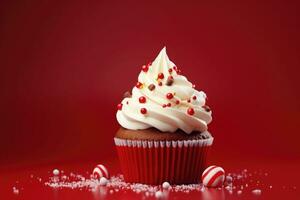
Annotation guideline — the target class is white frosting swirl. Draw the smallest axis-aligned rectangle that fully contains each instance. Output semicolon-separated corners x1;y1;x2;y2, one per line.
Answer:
116;47;212;134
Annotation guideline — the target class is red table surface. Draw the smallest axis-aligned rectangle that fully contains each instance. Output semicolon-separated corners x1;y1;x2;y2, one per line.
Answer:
1;156;299;200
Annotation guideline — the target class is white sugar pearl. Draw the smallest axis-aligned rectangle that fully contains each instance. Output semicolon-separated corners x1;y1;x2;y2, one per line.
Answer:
252;189;262;195
12;187;19;194
53;169;60;176
162;181;171;189
99;177;108;186
225;175;233;183
155;191;163;199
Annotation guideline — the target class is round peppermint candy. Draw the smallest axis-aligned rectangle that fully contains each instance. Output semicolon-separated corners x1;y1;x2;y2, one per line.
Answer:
202;165;225;187
93;164;110;180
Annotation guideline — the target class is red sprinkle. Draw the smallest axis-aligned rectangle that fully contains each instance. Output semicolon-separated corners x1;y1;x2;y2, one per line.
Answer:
167;103;171;107
173;66;177;71
192;96;197;100
140;108;147;114
162;104;167;108
117;103;123;110
158;82;163;86
142;65;148;72
176;100;180;104
126;101;129;105
187;108;195;115
168;68;173;73
139;96;146;103
136;82;143;89
157;73;164;79
187;99;191;103
166;93;174;99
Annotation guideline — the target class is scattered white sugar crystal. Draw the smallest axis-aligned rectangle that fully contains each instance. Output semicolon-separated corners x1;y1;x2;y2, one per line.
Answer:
227;182;233;187
30;174;34;178
155;191;163;199
162;182;171;189
135;189;141;193
200;186;205;192
225;186;231;191
269;185;272;189
61;175;67;181
13;187;19;194
252;189;262;195
44;169;263;197
225;175;233;183
99;177;108;186
53;169;60;176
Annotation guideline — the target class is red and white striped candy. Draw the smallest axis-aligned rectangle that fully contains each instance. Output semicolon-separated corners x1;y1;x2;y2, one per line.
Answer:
93;164;110;179
202;165;225;187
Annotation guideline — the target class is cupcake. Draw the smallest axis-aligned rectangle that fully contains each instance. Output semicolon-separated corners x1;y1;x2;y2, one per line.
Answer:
115;47;213;185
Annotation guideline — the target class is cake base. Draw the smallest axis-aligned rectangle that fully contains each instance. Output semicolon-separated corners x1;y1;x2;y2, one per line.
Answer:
114;128;214;185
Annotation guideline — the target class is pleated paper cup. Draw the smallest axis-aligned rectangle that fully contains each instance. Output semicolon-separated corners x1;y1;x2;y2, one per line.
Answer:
114;136;213;185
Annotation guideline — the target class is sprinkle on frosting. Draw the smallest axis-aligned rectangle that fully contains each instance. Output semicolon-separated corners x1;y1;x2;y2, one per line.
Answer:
136;82;143;89
142;65;149;72
116;47;212;134
148;84;155;91
166;93;174;99
202;105;211;112
117;103;123;111
157;73;164;80
140;108;147;114
166;76;174;86
187;108;195;115
139;96;146;104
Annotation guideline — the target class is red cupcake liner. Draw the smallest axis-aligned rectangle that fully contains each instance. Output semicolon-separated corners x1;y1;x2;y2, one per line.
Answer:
114;137;213;185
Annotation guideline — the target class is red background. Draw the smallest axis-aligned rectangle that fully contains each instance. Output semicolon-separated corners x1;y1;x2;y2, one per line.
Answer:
1;0;300;199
